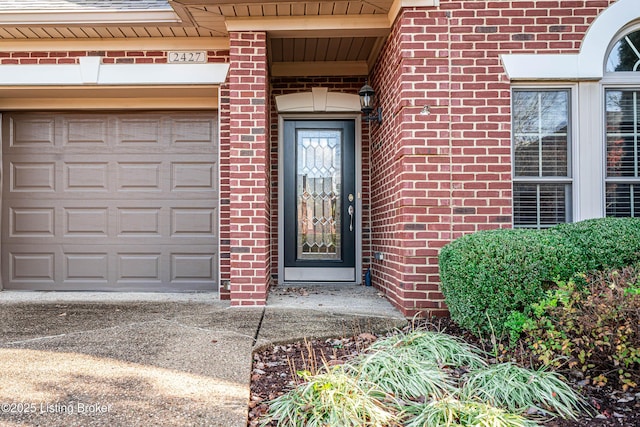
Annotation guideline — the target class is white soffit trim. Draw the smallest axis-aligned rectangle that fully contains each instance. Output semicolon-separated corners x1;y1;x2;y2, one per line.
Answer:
0;10;181;25
502;0;638;80
276;89;360;112
0;57;230;86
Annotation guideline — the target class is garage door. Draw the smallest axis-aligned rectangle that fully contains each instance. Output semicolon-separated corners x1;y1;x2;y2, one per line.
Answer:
1;112;218;291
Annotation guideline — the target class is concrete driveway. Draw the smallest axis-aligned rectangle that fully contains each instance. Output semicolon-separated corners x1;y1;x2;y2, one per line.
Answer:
0;286;405;426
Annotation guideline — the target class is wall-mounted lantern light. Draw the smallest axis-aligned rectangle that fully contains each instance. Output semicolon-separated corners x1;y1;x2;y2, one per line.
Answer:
358;82;382;124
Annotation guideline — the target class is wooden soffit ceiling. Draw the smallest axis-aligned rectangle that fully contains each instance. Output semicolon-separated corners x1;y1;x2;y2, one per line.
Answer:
0;1;440;77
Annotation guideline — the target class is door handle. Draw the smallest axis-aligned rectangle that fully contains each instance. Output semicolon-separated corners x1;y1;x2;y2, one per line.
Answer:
348;205;354;232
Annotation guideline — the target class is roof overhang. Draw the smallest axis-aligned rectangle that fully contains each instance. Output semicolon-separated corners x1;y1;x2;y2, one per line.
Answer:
0;0;442;78
0;10;182;25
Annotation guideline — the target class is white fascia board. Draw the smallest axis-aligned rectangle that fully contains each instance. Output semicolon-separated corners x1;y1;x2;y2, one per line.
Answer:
0;10;181;25
0;58;229;86
226;14;390;33
100;63;229;85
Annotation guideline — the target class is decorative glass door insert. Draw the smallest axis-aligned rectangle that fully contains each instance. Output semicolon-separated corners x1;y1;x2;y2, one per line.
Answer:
297;130;342;260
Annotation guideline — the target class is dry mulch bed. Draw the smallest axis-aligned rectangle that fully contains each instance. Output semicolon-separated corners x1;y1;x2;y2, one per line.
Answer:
249;319;640;427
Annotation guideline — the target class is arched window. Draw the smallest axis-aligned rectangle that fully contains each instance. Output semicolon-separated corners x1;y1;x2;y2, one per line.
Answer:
605;28;640;217
606;29;640;72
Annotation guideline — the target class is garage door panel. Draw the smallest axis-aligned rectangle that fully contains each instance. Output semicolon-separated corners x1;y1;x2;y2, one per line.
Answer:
7;116;56;149
63;117;109;146
5;158;217;199
118;253;162;281
117;162;162;191
64;207;110;237
171;162;216;192
10;162;56;192
172;118;215;145
4;204;218;244
7;249;57;285
171;253;216;281
171;208;216;237
2;111;219;292
64;253;109;282
10;207;55;238
117;208;162;236
64;162;110;192
117;118;162;146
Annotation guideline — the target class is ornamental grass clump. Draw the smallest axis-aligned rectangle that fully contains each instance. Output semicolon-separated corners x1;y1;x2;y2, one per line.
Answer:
403;397;539;427
367;330;487;370
261;329;593;427
261;365;398;427
353;346;455;400
351;330;484;400
460;363;590;420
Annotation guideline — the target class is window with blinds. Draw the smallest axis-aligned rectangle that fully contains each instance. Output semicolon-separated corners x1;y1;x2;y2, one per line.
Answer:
606;89;640;217
512;90;572;228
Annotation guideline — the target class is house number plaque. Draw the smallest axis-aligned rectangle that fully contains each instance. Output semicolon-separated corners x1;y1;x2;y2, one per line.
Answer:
167;51;207;63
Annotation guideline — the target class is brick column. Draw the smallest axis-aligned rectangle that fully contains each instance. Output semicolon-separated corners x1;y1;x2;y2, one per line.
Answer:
228;31;270;306
371;8;452;317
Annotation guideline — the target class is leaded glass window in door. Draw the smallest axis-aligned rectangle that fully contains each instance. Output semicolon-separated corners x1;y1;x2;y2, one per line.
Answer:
296;130;342;260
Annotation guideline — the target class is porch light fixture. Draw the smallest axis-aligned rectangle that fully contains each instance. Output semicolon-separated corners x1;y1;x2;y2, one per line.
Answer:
358;82;382;124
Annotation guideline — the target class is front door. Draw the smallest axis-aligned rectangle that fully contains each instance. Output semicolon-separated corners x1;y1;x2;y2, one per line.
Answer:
282;119;357;282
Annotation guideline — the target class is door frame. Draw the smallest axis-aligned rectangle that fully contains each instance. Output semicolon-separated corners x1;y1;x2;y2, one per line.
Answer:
278;113;363;285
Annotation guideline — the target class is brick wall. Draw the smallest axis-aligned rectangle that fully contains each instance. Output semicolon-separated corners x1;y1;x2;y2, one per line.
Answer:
269;77;371;284
227;31;271;306
0;50;229;64
370;0;615;317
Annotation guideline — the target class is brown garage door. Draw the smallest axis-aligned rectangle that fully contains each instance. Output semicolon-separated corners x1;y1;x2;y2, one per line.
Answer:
1;111;218;291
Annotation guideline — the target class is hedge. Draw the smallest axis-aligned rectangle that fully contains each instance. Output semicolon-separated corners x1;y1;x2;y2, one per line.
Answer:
439;217;640;337
553;217;640;271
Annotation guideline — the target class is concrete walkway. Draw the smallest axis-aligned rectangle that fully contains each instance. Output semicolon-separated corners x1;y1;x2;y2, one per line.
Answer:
0;285;406;426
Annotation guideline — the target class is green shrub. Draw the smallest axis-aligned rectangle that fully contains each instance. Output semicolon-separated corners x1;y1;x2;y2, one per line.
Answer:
520;266;640;390
439;217;640;337
439;228;585;336
552;217;640;271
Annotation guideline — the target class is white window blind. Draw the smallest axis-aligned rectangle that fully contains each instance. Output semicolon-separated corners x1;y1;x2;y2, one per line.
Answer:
606;89;640;217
